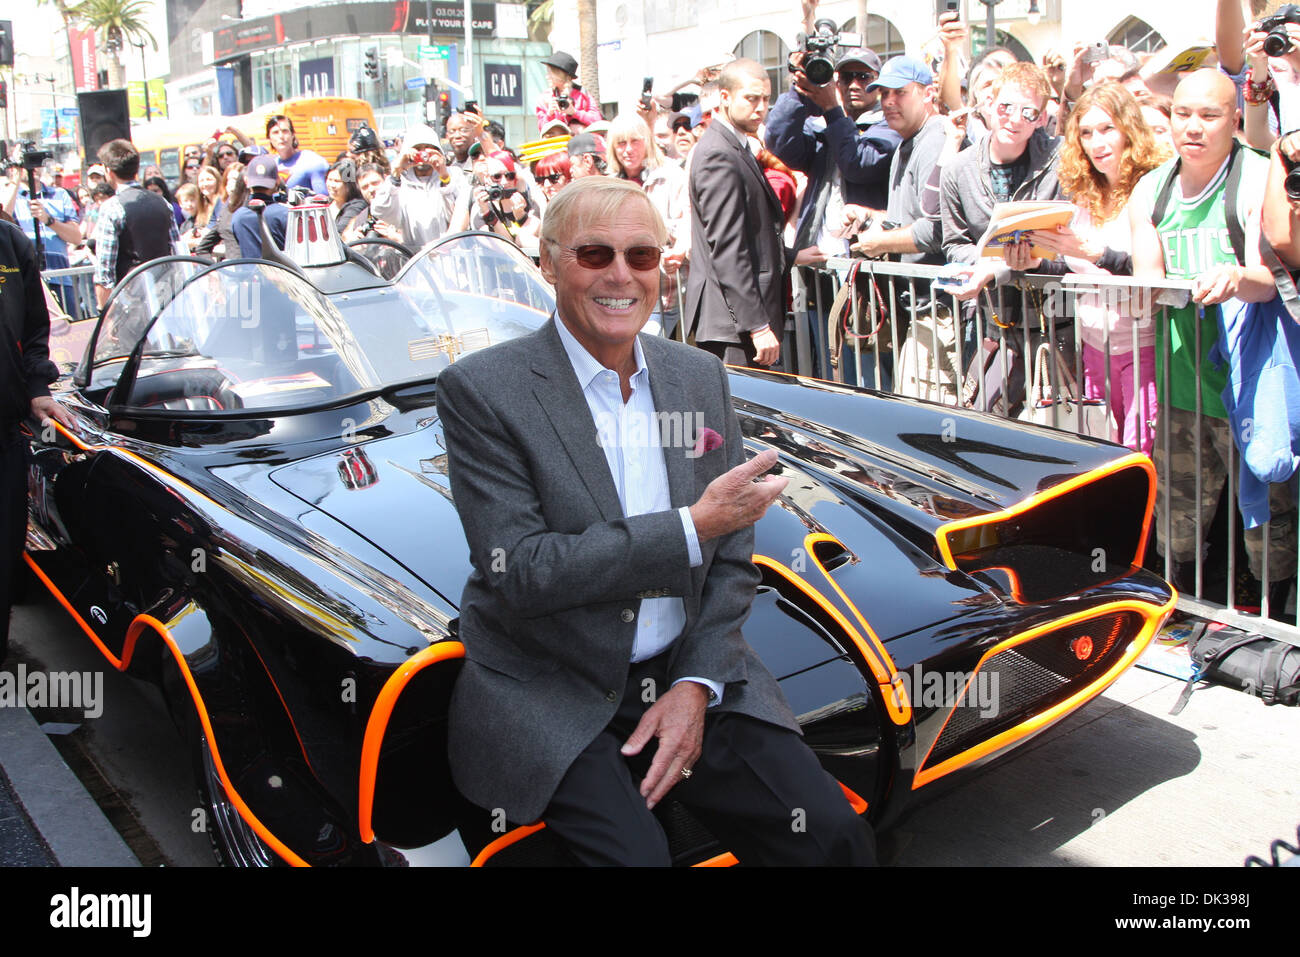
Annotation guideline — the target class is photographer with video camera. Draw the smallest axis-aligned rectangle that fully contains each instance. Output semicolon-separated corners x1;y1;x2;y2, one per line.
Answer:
1;145;81;313
536;51;601;135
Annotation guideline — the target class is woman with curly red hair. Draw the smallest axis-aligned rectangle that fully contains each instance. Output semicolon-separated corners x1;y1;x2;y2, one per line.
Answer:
1031;81;1171;455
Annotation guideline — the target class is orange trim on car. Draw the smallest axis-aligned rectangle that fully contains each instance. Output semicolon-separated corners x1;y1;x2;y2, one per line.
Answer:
470;822;547;867
911;591;1176;790
23;554;309;866
693;852;739;867
934;453;1157;571
839;780;869;815
753;554;910;726
357;640;465;844
802;532;910;721
45;419;223;509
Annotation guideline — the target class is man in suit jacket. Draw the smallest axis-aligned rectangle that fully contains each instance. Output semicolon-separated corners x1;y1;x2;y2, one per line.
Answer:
436;177;874;865
685;58;790;368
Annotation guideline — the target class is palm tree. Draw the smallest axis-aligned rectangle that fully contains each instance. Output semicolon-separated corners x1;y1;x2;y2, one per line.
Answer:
577;0;598;106
73;0;158;90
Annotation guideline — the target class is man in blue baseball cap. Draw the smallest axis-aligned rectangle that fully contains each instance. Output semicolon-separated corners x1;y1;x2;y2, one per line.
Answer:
231;153;289;258
849;55;947;265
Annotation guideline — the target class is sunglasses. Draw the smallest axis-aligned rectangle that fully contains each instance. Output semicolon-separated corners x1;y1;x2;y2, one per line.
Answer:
185;164;200;170
489;171;517;181
556;243;662;271
839;70;878;84
995;101;1043;123
539;173;566;184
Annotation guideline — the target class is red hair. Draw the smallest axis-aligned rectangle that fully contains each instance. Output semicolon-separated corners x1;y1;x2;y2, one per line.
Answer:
533;152;571;179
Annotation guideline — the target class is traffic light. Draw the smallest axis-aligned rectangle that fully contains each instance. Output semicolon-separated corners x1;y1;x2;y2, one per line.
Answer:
436;87;451;128
364;48;379;81
0;78;6;110
0;20;14;68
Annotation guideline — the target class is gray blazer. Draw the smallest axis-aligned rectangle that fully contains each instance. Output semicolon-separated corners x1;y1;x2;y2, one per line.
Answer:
435;318;800;824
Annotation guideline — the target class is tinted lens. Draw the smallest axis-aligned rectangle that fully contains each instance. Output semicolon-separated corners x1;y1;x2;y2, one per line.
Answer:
840;71;876;84
542;173;562;183
571;244;662;271
490;172;516;181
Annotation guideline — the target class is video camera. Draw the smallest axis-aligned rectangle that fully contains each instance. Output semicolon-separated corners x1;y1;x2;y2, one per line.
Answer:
1261;4;1300;57
17;139;52;171
792;18;860;86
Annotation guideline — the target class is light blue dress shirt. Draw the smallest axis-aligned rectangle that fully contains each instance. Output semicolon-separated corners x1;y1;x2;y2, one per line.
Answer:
554;317;722;704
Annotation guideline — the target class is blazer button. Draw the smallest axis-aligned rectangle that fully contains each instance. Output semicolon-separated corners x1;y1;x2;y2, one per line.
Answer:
620;608;635;623
605;690;618;702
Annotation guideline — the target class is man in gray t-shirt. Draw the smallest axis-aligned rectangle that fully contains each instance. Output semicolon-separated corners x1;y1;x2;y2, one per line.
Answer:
848;56;948;266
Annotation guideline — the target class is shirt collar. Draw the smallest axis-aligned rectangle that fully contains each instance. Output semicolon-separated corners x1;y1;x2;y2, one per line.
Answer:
554;315;649;393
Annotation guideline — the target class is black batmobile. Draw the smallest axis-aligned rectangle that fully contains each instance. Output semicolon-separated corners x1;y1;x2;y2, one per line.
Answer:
24;225;1174;866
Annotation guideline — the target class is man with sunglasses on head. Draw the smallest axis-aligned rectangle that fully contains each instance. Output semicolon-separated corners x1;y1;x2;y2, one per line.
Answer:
369;124;466;248
435;175;875;866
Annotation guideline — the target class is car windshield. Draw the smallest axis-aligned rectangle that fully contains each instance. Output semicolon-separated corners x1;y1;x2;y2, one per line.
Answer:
82;234;555;413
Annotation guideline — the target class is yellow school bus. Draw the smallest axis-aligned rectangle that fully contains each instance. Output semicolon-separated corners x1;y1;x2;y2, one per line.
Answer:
131;97;377;181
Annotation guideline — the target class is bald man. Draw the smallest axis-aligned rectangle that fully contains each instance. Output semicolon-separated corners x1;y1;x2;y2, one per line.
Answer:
685;58;790;368
1130;68;1293;602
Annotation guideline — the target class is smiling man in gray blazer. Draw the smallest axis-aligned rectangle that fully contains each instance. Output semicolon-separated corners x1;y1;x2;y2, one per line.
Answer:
436;177;874;866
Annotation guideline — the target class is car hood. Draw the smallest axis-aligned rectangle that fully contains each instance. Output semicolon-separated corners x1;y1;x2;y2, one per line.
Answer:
263;370;1135;651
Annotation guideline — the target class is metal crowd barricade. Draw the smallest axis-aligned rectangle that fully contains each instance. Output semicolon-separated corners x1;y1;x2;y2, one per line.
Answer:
780;257;1300;642
41;265;100;322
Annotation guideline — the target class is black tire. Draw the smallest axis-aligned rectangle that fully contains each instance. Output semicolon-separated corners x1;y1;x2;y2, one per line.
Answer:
188;711;279;867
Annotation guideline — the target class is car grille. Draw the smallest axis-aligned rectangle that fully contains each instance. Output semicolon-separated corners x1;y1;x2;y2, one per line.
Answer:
923;610;1141;770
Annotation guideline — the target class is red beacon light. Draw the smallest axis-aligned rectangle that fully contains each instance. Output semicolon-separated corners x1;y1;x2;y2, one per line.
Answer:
284;202;347;267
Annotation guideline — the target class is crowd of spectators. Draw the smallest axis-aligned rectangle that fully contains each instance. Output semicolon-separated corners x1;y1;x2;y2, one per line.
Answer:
10;0;1300;610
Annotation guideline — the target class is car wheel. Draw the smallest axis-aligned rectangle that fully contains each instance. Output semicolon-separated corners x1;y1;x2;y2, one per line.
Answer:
190;715;278;867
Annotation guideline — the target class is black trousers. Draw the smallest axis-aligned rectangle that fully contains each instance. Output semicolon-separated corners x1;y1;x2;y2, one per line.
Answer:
0;431;27;659
698;334;759;368
542;655;876;866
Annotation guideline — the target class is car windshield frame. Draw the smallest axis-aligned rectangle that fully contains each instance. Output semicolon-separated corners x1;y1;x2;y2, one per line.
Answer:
78;234;556;418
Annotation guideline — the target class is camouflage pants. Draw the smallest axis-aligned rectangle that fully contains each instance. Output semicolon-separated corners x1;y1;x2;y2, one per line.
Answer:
1154;406;1297;582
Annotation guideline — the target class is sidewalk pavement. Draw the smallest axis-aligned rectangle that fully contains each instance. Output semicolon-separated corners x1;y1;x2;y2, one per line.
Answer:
0;702;138;867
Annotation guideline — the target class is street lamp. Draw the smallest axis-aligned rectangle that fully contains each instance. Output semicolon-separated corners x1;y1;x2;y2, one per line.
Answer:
977;0;1002;54
1026;0;1042;26
130;38;151;122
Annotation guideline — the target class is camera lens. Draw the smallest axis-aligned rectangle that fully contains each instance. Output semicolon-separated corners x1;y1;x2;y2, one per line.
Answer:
1286;165;1300;203
1265;29;1293;57
805;55;834;86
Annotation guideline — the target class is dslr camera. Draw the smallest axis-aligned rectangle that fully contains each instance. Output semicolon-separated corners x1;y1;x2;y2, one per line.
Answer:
553;87;570;110
793;18;860;86
1260;4;1300;57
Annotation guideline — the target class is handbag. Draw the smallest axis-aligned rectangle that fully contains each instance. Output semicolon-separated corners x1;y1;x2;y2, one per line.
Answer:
1185;629;1300;707
1018;341;1111;438
826;260;896;383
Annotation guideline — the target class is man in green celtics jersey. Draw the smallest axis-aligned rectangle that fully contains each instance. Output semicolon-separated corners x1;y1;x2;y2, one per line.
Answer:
1131;69;1294;602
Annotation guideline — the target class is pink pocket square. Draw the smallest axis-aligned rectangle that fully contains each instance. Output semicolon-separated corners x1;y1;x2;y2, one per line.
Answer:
689;426;724;459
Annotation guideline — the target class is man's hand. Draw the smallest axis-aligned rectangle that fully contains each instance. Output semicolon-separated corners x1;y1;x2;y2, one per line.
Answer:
31;396;77;434
393;148;419;176
662;249;688;274
938;11;967;50
1193;264;1247;305
750;325;781;366
689;448;788;541
853;222;893;258
792;71;840;112
948;262;999;301
793;244;829;267
621;680;707;810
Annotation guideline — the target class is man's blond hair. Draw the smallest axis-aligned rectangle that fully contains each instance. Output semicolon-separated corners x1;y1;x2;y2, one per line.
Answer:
540;176;668;247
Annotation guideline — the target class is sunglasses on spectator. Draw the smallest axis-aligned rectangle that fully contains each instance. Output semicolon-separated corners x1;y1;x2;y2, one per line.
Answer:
839;70;878;84
185;163;201;171
554;243;662;271
995;101;1043;123
489;171;517;181
217;149;237;158
538;173;565;184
